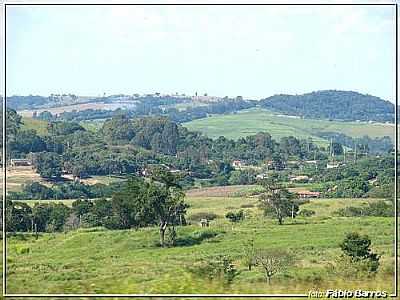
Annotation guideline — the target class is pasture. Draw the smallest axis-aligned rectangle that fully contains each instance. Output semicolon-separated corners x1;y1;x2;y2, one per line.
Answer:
183;108;395;145
4;190;395;295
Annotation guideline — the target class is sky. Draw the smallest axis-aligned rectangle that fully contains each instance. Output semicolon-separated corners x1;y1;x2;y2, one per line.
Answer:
5;4;396;102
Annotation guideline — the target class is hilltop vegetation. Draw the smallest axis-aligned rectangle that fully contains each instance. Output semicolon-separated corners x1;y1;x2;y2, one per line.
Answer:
260;90;395;123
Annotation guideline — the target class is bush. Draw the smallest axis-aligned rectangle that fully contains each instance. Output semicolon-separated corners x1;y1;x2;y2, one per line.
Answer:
335;206;364;217
187;255;240;284
298;209;315;217
176;229;220;246
15;245;30;255
329;255;379;279
225;210;245;223
240;203;255;208
363;201;393;217
334;201;393;217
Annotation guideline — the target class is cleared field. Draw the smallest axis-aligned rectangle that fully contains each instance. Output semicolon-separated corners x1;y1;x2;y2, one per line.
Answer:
186;185;259;197
5;166;44;193
5;195;395;295
183;108;395;145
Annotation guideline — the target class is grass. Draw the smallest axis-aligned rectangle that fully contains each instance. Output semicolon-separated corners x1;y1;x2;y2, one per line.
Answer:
5;196;396;295
183;108;395;145
21;117;48;136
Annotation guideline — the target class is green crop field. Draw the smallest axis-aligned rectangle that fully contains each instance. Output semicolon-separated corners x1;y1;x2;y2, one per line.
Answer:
183;108;395;146
5;194;395;295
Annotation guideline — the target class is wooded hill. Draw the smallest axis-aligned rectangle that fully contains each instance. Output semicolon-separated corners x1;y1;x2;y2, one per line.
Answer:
260;90;395;123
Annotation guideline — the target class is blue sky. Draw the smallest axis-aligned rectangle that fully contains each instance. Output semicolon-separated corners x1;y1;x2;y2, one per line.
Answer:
5;4;396;102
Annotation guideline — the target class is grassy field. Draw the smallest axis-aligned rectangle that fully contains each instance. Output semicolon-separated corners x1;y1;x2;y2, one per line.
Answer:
21;117;49;136
183;108;395;145
5;193;395;295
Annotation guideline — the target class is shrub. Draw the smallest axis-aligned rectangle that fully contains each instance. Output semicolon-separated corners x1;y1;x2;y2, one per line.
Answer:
240;203;255;208
298;209;315;217
187;255;240;284
225;210;245;223
335;206;364;217
15;245;30;255
175;229;221;247
363;201;393;217
334;201;393;217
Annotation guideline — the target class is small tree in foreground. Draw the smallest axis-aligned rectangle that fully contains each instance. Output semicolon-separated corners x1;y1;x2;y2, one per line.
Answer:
330;232;380;279
255;250;294;284
242;237;257;271
340;232;380;273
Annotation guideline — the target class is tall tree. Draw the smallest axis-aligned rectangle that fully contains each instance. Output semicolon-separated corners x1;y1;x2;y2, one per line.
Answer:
259;178;299;225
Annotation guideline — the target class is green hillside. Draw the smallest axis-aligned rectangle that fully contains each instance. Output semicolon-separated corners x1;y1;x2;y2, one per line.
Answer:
183;108;395;146
21;117;48;136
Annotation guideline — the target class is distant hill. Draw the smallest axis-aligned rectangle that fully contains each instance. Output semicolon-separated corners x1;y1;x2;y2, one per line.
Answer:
259;90;395;123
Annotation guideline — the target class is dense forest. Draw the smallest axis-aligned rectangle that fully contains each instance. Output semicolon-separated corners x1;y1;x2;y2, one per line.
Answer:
260;90;395;122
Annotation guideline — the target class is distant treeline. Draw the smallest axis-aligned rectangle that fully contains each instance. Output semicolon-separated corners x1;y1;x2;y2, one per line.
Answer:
34;97;255;123
315;132;393;155
9;90;397;124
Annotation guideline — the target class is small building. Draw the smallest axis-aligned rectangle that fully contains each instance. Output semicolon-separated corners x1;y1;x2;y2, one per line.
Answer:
10;159;31;167
232;160;244;169
297;191;320;198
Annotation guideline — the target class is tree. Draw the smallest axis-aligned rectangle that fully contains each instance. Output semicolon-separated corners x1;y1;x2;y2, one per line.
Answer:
340;232;380;271
255;249;293;284
333;232;381;276
242;237;257;271
149;169;188;247
34;152;62;179
259;178;299;225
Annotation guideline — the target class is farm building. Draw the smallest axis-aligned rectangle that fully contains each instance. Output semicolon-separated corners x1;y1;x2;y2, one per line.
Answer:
10;159;32;167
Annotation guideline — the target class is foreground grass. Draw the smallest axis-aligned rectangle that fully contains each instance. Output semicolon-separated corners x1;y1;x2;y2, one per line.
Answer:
5;196;396;295
183;108;395;145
